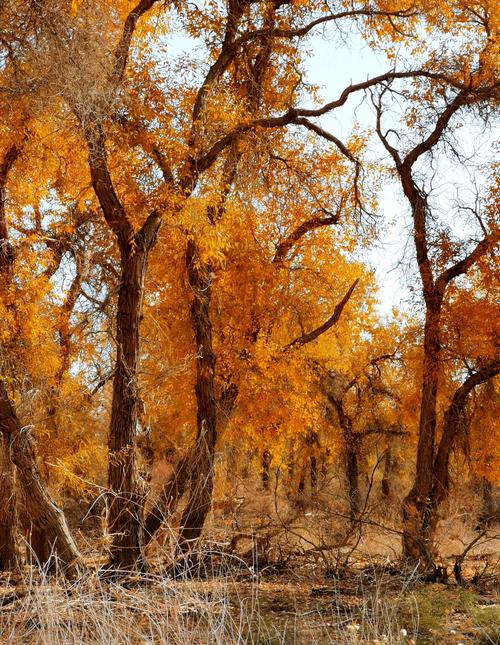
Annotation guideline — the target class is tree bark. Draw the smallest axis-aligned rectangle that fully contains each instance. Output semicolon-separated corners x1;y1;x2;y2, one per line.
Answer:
85;119;162;569
0;381;84;577
310;455;318;492
0;144;21;570
0;435;17;570
106;245;150;570
381;446;392;498
402;299;444;563
345;440;360;523
177;239;217;553
262;449;271;490
423;361;500;543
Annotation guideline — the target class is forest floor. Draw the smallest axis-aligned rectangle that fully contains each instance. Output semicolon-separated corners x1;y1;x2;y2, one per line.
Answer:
1;556;498;644
1;500;498;643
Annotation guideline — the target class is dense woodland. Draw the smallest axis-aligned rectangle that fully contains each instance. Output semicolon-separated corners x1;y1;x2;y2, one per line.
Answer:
0;1;499;620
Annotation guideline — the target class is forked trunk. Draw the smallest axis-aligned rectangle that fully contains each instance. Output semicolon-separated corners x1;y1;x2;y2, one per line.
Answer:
425;362;499;551
177;426;216;554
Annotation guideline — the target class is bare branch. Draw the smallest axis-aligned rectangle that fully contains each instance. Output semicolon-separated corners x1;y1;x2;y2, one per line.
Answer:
294;117;357;162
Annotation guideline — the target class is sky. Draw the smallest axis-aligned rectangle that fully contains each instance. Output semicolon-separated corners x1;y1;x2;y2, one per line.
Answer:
303;32;410;317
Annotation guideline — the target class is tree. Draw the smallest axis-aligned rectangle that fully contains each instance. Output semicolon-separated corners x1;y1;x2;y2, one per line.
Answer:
373;4;499;565
0;140;84;576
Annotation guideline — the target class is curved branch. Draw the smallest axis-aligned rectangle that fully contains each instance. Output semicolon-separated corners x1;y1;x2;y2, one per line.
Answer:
84;122;132;249
0;144;21;256
111;0;164;88
431;359;500;507
436;231;498;290
273;214;339;264
194;70;459;177
286;278;359;350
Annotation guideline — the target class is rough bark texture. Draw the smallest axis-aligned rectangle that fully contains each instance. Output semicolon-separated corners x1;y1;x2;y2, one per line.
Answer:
177;239;217;553
381;446;392;498
0;381;84;576
310;455;318;492
0;435;17;570
106;246;150;569
0;144;20;570
345;439;360;523
85;118;162;569
401;297;443;564
262;449;271;490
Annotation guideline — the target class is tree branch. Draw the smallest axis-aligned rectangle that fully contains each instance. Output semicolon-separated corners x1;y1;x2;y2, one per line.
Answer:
286;278;359;350
194;70;459;177
110;0;164;88
273;214;340;264
84;122;132;249
436;231;497;289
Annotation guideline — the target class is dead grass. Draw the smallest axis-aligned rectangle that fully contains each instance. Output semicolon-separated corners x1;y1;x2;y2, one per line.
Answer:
0;563;420;645
2;555;499;644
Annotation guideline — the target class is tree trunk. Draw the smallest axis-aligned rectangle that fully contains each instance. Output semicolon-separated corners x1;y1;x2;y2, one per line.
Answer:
107;246;150;570
177;239;217;553
0;144;21;571
477;478;495;529
143;384;239;546
262;449;271;490
0;380;84;577
310;455;318;492
425;361;500;546
381;446;392;498
402;301;442;565
334;401;360;524
387;98;494;569
345;441;360;524
0;435;17;570
84;117;162;570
